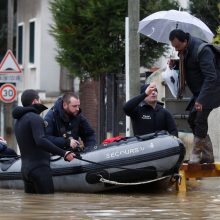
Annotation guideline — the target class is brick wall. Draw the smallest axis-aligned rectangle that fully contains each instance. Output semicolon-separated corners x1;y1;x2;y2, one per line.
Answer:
79;79;99;138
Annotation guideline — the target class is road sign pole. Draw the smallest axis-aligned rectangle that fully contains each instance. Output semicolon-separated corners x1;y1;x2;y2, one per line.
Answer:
0;103;4;137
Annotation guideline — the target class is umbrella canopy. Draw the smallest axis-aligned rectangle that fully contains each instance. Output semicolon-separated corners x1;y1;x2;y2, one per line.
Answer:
138;10;214;44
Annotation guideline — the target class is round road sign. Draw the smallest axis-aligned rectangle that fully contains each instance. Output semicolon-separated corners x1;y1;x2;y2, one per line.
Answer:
0;83;17;103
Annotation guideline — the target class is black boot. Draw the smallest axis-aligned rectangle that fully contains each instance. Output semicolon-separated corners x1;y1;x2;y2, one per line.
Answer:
200;135;214;164
188;136;205;164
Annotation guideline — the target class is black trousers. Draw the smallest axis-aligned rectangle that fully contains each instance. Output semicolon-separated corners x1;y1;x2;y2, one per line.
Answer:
188;108;212;138
2;148;17;156
22;166;54;194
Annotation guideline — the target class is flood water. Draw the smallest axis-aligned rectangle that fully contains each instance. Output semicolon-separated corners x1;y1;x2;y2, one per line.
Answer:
1;177;220;219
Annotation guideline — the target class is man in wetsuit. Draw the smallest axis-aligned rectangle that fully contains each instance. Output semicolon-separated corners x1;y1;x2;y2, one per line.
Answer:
12;89;75;194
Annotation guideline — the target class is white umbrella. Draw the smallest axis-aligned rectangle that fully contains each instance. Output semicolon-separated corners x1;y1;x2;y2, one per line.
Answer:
138;9;214;44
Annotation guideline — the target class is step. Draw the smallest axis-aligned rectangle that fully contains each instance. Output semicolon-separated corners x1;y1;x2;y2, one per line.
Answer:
163;97;191;102
177;162;220;192
173;114;189;119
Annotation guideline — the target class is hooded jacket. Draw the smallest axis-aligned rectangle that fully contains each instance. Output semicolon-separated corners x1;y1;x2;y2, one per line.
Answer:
123;93;178;137
44;97;96;149
12;104;66;175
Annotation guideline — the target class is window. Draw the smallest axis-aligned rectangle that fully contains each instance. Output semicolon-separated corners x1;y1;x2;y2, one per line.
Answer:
17;24;23;64
29;20;35;63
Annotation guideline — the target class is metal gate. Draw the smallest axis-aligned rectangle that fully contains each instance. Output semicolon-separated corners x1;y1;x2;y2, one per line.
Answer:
99;73;126;142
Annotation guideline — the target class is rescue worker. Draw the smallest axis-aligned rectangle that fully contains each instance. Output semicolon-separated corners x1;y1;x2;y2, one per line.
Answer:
12;89;75;194
44;92;96;151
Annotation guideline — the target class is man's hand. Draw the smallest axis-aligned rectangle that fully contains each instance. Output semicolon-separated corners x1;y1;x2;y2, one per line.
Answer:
145;82;157;96
195;102;203;112
168;59;176;69
64;151;75;162
0;137;7;145
69;138;80;149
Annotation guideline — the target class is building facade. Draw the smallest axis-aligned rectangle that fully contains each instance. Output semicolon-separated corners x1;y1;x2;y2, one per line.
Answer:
16;0;60;94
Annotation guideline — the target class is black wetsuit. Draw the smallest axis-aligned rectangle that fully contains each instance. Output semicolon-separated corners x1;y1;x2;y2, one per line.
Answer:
12;104;66;194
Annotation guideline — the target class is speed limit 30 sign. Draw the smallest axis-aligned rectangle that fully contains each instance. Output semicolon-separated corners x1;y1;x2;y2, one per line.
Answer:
0;83;17;103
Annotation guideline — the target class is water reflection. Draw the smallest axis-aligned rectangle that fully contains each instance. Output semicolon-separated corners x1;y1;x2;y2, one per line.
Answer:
0;178;220;219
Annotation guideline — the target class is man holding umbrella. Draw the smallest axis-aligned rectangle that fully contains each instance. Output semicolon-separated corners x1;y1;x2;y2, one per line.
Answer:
169;29;220;164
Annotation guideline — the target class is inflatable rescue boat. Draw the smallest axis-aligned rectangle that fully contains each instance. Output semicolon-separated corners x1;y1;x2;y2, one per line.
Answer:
0;131;185;193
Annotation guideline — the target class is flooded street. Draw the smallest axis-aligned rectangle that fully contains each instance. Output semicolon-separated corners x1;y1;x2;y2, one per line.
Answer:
0;178;220;219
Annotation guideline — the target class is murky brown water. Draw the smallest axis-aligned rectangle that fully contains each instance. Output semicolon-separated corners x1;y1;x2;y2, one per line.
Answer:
0;177;220;219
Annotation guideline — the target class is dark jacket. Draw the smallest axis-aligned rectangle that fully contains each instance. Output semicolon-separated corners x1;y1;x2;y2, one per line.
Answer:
183;34;220;109
0;142;7;153
44;97;96;149
12;104;66;176
123;93;178;137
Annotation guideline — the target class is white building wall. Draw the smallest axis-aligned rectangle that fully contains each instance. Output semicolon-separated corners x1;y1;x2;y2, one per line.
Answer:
39;0;60;94
16;0;60;94
178;0;188;9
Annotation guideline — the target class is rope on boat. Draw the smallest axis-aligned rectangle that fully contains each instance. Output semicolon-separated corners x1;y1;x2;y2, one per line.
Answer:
98;174;171;186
